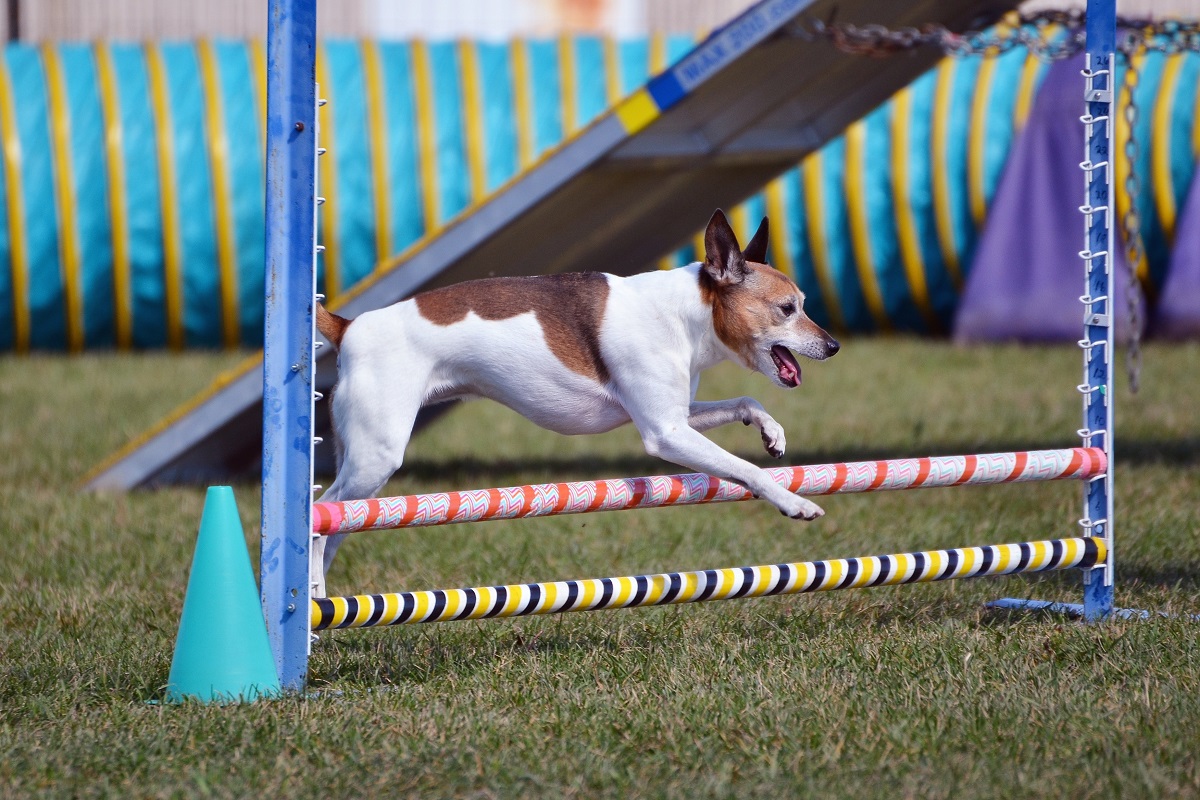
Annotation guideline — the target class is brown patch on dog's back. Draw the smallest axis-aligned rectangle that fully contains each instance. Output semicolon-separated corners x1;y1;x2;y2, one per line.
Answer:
415;272;611;382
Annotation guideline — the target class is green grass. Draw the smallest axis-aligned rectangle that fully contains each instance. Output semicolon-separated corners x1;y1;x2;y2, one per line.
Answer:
1;340;1199;798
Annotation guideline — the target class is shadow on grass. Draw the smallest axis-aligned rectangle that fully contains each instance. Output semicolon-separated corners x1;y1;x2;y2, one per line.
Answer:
310;618;670;688
348;436;1200;487
1114;565;1200;593
307;566;1200;691
311;580;1174;689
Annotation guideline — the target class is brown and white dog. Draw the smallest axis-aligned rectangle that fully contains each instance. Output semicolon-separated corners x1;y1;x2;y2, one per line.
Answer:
312;210;840;597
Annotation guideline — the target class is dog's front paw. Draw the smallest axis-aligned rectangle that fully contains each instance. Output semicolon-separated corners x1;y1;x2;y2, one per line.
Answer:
760;419;787;459
779;495;824;521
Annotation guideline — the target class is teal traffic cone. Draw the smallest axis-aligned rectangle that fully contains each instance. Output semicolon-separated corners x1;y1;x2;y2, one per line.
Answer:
166;486;281;703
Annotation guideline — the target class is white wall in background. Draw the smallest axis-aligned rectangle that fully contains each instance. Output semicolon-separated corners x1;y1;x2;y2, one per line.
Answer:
368;0;645;39
7;0;1198;43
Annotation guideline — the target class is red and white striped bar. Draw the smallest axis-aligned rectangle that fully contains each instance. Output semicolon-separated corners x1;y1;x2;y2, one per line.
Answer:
312;447;1105;536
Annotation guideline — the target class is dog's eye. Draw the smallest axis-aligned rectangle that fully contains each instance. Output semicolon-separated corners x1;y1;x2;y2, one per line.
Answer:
779;302;796;317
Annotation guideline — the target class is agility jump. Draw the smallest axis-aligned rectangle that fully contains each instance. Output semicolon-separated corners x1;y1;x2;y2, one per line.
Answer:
308;448;1106;630
260;0;1118;692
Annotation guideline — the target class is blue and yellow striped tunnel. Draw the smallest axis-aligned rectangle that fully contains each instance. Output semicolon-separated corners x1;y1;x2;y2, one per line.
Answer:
2;37;1199;351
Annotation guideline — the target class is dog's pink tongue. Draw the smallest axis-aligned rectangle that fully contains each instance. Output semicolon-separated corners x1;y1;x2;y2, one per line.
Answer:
772;345;802;387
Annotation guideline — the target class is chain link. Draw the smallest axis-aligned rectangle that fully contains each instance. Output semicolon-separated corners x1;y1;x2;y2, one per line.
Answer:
1119;50;1145;393
791;10;1088;61
791;11;1200;393
792;11;1200;60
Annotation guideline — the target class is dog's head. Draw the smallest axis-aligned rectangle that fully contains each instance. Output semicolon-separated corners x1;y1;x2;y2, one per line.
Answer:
700;209;840;388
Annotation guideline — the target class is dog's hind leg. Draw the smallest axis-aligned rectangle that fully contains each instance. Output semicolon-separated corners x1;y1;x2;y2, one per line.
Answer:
311;470;392;599
311;375;424;598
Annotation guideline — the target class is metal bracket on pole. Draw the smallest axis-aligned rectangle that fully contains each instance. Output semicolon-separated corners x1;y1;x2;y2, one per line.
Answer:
261;0;318;691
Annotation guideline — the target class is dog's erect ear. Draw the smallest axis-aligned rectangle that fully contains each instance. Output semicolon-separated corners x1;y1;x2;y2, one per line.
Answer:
703;210;747;286
742;217;769;264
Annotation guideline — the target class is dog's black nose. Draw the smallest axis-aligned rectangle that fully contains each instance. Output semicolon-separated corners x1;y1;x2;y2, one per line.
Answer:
826;338;840;356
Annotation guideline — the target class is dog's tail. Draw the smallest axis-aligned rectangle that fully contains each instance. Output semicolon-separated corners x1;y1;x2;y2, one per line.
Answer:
316;303;351;349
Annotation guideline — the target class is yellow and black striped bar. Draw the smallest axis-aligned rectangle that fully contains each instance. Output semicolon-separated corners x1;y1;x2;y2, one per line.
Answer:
312;537;1103;631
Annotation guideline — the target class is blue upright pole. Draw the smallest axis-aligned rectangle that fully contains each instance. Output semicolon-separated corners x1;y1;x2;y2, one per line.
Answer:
1081;0;1116;620
261;0;318;691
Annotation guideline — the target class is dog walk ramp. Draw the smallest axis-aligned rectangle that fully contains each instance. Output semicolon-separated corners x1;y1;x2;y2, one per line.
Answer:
84;0;1017;490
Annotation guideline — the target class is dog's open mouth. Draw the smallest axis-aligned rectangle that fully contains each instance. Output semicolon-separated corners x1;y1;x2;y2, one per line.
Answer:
770;345;801;387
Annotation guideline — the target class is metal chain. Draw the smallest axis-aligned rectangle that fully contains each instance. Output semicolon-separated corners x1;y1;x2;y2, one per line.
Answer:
792;11;1200;60
790;11;1200;393
1119;49;1145;393
1111;26;1200;394
791;10;1088;61
1119;19;1200;55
